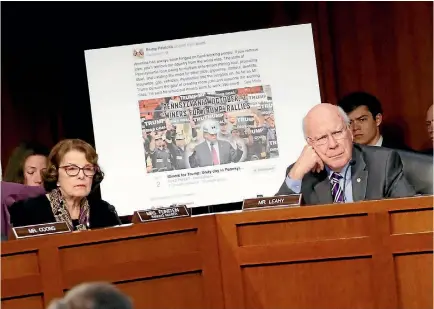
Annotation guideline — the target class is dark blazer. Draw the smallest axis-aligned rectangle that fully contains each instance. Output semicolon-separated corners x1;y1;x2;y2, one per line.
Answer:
419;148;433;156
1;182;46;240
9;194;121;229
189;139;242;168
276;144;416;205
381;137;412;151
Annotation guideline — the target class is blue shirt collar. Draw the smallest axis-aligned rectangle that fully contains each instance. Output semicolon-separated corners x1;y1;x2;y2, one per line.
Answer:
325;162;351;180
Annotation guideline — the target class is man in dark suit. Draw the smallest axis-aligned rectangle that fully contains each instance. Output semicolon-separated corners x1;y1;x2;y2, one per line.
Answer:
189;119;243;168
276;103;416;205
338;91;411;150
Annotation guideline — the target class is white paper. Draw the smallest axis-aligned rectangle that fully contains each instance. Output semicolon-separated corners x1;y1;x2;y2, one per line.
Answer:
85;24;321;216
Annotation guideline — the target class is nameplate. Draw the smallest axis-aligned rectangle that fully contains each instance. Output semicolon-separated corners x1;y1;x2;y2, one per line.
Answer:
133;205;190;223
11;222;71;240
242;194;302;210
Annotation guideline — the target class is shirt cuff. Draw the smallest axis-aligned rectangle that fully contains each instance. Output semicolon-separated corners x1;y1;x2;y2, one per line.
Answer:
285;176;302;194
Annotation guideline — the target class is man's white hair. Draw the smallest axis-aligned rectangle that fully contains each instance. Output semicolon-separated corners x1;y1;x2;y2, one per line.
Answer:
302;105;350;138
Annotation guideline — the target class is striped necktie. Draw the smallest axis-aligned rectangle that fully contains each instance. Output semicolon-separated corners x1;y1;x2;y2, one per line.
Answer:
330;172;344;203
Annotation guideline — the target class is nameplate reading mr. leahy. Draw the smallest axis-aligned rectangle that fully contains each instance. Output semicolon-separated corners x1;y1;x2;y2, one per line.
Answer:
242;194;302;210
133;205;190;223
11;222;71;240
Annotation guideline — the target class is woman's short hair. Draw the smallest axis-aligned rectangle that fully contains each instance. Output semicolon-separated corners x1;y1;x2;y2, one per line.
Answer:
3;141;50;184
42;139;104;192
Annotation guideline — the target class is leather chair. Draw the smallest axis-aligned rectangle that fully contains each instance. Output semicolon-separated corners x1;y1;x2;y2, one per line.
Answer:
395;149;433;195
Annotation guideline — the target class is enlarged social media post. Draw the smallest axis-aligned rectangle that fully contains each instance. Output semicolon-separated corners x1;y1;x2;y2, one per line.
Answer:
139;85;278;174
134;48;261;97
85;24;321;214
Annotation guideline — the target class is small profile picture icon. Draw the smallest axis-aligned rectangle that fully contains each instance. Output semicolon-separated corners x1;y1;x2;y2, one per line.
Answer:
133;48;144;58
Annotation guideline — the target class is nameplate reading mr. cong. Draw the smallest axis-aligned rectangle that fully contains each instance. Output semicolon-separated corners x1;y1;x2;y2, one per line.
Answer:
12;222;71;239
134;205;190;223
242;194;302;210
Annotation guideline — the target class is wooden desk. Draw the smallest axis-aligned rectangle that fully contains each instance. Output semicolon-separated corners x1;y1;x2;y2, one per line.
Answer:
216;196;433;309
2;196;433;309
1;215;224;309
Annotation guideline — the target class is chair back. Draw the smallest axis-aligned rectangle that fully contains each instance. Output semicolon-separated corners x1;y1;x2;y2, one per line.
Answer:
395;150;433;195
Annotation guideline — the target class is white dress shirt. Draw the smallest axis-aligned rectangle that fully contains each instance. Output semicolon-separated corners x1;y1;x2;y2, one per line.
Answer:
374;135;383;147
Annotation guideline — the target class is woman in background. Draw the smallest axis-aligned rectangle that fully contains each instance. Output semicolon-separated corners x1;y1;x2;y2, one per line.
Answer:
9;139;121;230
3;142;49;187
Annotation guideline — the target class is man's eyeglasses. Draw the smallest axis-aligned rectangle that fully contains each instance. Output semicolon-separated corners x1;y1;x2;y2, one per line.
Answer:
307;127;347;146
59;165;96;177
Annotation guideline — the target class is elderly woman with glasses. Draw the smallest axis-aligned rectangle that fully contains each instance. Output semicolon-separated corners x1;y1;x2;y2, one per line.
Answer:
9;139;121;231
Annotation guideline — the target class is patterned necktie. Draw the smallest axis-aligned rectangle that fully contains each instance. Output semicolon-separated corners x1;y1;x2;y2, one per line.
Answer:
330;172;344;203
211;143;219;165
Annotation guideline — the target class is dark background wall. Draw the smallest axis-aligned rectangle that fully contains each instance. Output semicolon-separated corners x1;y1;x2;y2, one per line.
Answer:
2;1;432;169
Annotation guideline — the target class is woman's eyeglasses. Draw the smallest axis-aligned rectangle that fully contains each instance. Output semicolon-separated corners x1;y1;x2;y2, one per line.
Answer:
59;165;96;177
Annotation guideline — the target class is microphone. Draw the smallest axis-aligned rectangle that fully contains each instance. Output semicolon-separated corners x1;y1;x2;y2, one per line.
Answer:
342;160;356;202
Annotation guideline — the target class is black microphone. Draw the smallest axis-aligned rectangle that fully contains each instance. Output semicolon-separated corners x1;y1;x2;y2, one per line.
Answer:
343;160;356;202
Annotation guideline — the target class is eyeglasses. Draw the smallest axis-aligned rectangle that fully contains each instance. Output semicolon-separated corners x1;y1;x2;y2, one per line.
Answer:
307;127;347;146
59;164;96;177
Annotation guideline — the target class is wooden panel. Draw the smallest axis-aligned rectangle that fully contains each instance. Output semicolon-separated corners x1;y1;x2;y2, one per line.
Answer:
326;1;433;150
1;197;432;309
1;252;39;279
275;2;433;149
1;295;44;309
1;215;224;309
217;196;433;309
390;208;433;234
1;252;42;299
237;214;369;246
117;272;204;309
394;253;433;309
242;258;374;309
59;229;199;287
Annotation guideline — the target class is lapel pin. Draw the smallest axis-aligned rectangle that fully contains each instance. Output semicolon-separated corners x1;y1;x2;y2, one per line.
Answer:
357;178;361;183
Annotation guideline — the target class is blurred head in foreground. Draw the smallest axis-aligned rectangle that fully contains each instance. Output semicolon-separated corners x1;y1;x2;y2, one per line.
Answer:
47;282;133;309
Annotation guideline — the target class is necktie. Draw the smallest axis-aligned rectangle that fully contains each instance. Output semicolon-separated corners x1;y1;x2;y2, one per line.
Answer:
211;143;219;165
330;172;344;203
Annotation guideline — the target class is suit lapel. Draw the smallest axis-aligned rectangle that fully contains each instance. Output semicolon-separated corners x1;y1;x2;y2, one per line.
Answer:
204;142;213;166
313;178;334;204
351;145;368;201
218;141;224;164
310;171;333;204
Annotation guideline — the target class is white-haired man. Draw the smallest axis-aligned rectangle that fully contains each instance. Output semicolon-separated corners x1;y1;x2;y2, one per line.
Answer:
189;119;243;168
276;103;415;205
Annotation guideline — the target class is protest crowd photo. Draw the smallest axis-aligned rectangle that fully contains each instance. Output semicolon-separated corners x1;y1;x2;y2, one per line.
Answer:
139;85;279;173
